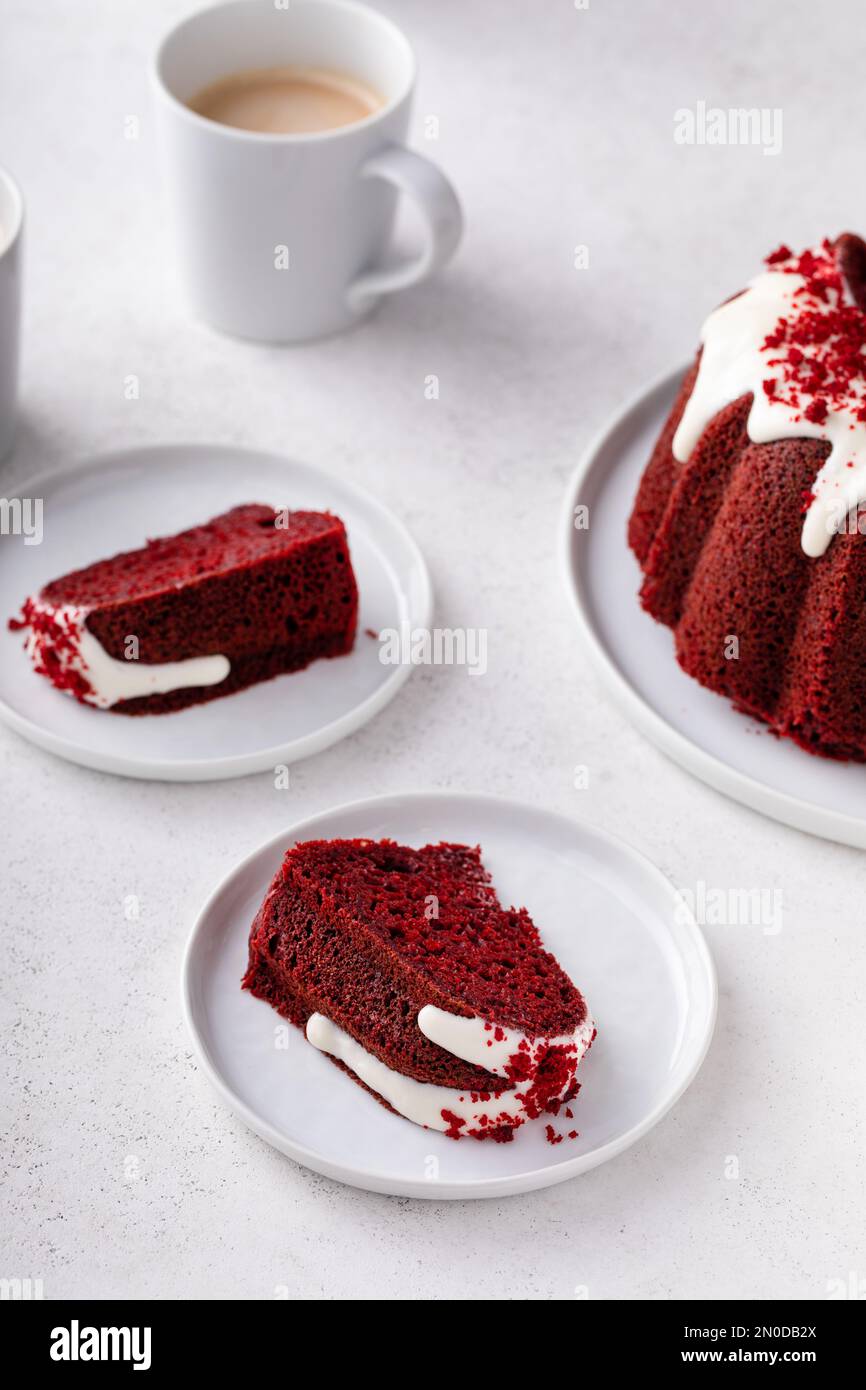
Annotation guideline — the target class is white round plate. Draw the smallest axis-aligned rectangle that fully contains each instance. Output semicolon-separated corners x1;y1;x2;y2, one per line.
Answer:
561;368;866;850
0;444;431;780
182;792;717;1200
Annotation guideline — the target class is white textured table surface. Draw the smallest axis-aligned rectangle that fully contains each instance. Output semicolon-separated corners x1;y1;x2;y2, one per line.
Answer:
3;0;866;1301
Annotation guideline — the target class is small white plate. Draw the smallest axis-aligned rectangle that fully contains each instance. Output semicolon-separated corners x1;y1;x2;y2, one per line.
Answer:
182;792;717;1200
560;368;866;850
0;444;431;781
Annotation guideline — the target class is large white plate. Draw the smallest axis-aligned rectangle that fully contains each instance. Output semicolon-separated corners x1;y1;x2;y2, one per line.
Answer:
182;792;717;1200
0;444;431;780
560;368;866;849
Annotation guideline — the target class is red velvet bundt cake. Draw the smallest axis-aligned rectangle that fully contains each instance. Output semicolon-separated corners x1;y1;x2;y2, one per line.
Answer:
629;233;866;760
243;838;596;1142
9;504;358;714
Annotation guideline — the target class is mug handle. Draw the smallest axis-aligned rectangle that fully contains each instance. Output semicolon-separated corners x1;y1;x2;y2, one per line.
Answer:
346;145;463;309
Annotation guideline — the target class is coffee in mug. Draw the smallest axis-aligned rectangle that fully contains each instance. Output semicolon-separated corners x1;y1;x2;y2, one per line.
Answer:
188;65;383;135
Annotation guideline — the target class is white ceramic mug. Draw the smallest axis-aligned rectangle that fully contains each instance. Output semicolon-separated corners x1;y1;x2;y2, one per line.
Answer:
0;165;23;460
152;0;463;342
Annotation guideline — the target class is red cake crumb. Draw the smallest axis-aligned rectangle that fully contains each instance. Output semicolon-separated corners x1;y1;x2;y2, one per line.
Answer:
441;1110;466;1139
10;598;95;701
758;238;866;429
545;1122;579;1145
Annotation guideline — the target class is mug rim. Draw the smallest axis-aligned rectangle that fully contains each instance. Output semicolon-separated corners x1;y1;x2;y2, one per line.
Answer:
152;0;416;145
0;164;24;261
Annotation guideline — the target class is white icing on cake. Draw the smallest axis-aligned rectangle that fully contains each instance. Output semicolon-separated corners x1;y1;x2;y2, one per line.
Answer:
23;599;230;709
672;254;866;558
305;1004;596;1136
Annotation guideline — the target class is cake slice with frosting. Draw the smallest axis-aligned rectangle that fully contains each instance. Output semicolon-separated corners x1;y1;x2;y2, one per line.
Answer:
9;504;358;714
242;838;595;1142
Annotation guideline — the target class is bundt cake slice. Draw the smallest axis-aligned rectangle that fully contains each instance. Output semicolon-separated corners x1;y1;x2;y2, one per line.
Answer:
242;838;596;1142
9;504;358;714
629;234;866;760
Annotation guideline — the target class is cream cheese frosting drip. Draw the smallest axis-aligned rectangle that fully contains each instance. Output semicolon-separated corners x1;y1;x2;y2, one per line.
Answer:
17;599;230;708
672;241;866;558
306;1003;596;1138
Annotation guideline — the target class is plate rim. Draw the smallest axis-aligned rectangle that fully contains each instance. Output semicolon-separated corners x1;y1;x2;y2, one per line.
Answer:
180;789;719;1200
558;366;866;850
0;442;433;782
